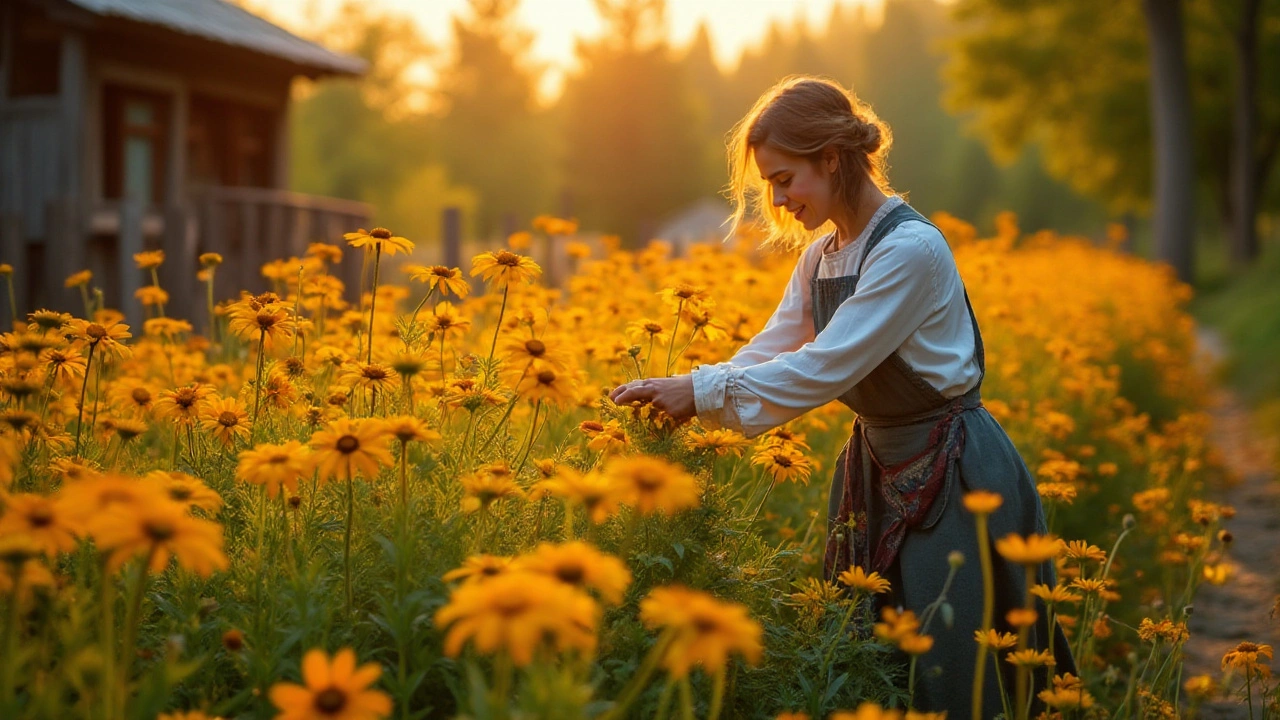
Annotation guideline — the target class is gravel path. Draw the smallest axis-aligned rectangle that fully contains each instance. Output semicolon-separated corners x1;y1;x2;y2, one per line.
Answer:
1179;327;1280;718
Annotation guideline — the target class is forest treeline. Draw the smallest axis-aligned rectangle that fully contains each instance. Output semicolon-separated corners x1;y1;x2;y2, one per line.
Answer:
281;0;1279;275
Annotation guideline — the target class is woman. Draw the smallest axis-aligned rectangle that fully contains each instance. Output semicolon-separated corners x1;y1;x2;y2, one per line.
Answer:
609;75;1075;717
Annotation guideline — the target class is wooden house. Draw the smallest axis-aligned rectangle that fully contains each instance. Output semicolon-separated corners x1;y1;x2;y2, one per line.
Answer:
0;0;371;326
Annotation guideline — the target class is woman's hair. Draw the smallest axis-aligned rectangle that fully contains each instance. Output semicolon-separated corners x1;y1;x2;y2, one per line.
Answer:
725;75;895;251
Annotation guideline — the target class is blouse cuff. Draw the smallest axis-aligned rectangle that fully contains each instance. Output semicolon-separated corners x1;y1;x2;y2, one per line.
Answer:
691;363;729;430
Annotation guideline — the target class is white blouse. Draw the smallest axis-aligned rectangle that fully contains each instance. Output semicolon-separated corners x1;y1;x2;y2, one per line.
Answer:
691;195;982;438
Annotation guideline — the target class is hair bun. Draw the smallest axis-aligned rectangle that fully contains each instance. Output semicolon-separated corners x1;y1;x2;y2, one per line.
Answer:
848;117;882;155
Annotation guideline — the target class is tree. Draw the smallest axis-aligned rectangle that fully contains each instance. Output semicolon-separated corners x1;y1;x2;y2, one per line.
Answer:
943;0;1280;279
435;0;554;239
558;0;708;244
1142;0;1196;281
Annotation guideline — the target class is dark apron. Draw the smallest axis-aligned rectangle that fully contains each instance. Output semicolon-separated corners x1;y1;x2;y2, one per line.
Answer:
814;202;1075;718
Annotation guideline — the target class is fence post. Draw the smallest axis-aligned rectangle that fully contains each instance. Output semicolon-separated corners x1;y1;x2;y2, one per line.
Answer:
44;197;83;315
117;198;144;328
443;207;462;270
0;213;25;327
162;203;196;323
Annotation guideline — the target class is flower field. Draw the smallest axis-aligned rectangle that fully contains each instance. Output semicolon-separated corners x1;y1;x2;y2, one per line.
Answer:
0;212;1273;720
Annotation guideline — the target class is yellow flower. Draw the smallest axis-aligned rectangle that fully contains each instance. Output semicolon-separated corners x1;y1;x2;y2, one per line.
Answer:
685;428;751;457
424;302;471;340
1060;539;1106;564
1183;674;1219;699
199;396;251;447
974;628;1018;651
639;585;764;677
68;318;132;359
199;253;223;267
515;541;632;604
404;264;470;298
995;533;1061;565
962;490;1003;514
226;300;292;350
381;416;441;446
470;250;542;288
154;384;214;426
751;445;813;484
434;571;599;666
1221;641;1273;678
237;441;313;498
533;467;620;524
268;647;392;720
873;607;932;654
829;704;904;720
601;455;700;516
341;363;398;394
1005;648;1057;668
442;554;512;585
836;566;891;595
344;227;414;256
459;464;524;513
145;471;223;514
0;493;80;557
1030;583;1081;605
133;250;165;269
64;270;93;288
309;419;394;483
515;363;578;408
135;285;169;307
90;494;229;577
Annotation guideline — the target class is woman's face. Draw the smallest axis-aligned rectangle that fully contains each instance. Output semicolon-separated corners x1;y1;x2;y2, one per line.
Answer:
753;144;837;231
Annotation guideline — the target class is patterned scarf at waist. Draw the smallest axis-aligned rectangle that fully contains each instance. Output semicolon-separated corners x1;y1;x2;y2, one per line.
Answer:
824;399;973;580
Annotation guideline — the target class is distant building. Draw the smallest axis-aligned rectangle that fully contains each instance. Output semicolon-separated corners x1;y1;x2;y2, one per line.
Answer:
0;0;370;323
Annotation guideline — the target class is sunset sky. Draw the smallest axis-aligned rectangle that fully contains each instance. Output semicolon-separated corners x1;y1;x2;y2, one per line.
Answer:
261;0;885;95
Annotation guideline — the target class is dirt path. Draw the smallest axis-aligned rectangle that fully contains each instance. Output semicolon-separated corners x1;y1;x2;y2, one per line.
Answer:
1179;328;1280;718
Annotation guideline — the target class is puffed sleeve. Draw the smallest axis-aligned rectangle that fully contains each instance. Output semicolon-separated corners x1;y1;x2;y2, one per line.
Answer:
691;225;942;437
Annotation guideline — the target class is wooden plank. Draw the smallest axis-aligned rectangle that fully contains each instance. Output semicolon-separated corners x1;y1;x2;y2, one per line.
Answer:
0;213;25;325
161;203;195;322
117;199;144;327
265;203;287;264
238;200;261;295
58;32;86;202
289;206;311;257
43;198;83;314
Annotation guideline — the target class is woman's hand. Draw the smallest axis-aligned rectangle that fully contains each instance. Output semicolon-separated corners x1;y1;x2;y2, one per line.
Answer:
609;375;697;422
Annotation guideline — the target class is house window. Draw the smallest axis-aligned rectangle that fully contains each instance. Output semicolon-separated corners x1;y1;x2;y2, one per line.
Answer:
188;94;276;188
7;6;61;98
103;85;170;205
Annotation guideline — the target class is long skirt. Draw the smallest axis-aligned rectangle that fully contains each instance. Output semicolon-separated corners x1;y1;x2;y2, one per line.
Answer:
827;407;1078;719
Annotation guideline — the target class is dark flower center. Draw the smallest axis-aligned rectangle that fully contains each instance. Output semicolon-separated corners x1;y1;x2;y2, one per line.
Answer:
370;227;392;240
634;473;662;491
494;251;520;266
773;455;793;468
144;520;175;542
524;339;546;356
86;324;107;340
218;411;240;427
28;507;54;528
313;687;348;714
555;564;585;585
536;370;556;385
336;435;360;454
169;486;192;501
644;323;662;334
132;388;152;404
362;367;388;380
693;615;719;634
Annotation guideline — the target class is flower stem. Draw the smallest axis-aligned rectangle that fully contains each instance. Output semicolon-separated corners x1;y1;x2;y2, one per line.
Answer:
119;547;158;718
344;476;355;617
367;244;382;365
73;342;97;457
972;513;995;720
487;285;510;368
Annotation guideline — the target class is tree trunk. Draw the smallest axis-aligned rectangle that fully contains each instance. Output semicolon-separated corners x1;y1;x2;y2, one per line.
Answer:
1230;0;1263;268
1141;0;1197;282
